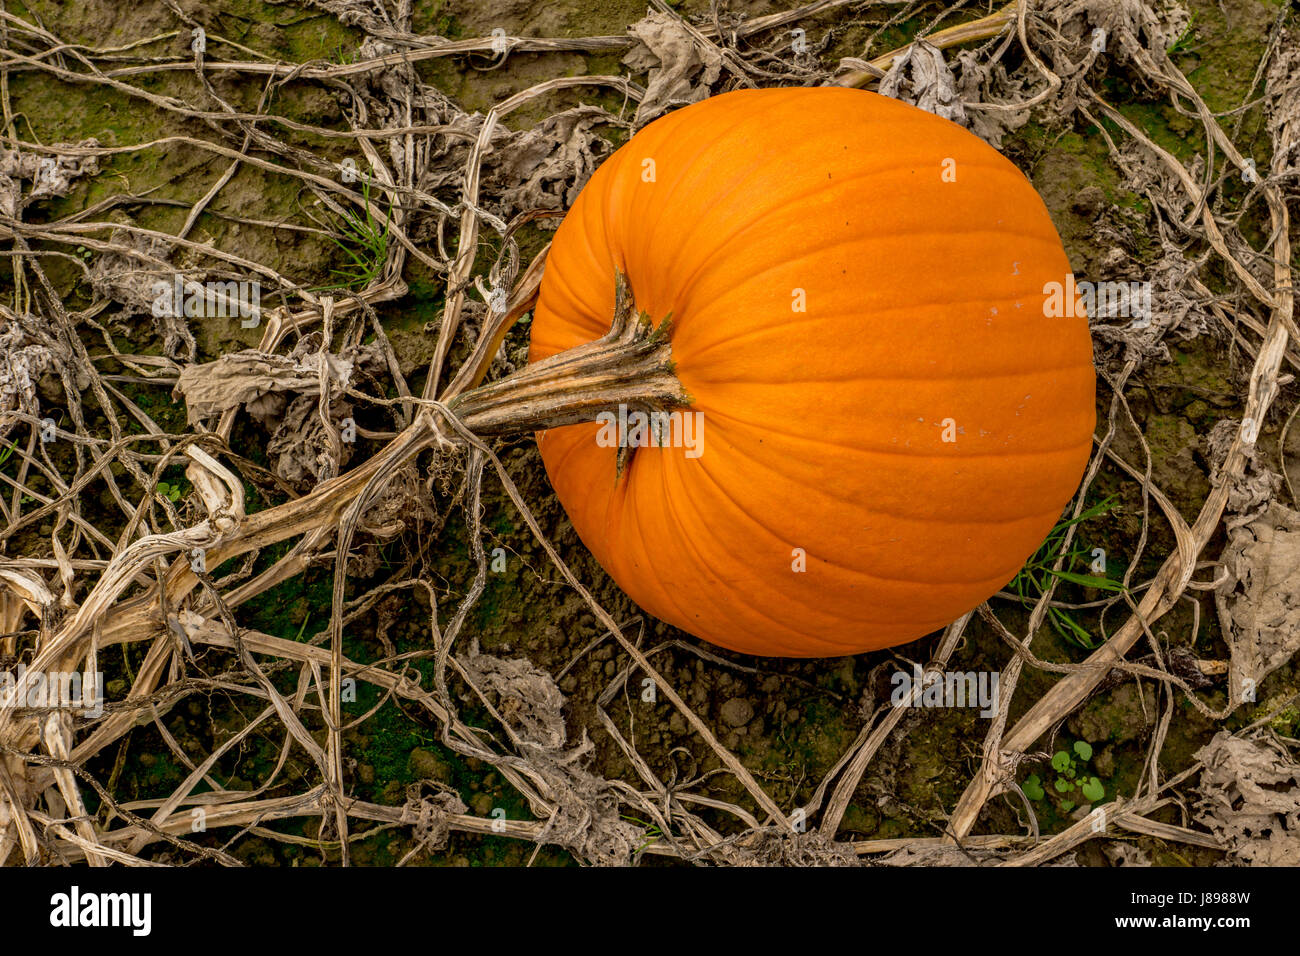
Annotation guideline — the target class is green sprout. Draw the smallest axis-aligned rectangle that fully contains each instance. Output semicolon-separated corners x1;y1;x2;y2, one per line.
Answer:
156;480;187;503
1167;14;1197;55
312;177;390;292
1023;740;1105;814
621;814;664;855
1010;497;1125;649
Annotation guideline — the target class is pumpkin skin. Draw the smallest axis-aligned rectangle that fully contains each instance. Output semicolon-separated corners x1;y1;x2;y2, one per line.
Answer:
528;87;1096;658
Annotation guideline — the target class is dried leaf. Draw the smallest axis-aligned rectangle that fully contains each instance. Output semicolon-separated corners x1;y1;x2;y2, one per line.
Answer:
1194;733;1300;866
1264;27;1300;177
880;40;968;127
0;141;99;219
623;11;722;126
86;232;198;362
0;320;57;437
1215;498;1300;695
172;344;356;426
1101;842;1152;866
265;393;354;486
422;106;615;219
460;642;642;865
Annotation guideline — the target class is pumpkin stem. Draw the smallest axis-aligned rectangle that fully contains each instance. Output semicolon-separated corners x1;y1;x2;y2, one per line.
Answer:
449;272;690;437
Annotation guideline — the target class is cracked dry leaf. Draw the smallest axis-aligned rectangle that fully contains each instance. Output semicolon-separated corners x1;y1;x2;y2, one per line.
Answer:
0;140;100;219
172;346;356;426
1194;733;1300;866
724;830;860;867
265;393;358;487
174;336;383;486
0;320;57;437
86;231;199;363
460;642;641;865
1215;499;1300;695
624;10;722;126
1039;0;1191;67
1089;247;1213;369
288;0;391;34
1101;843;1152;866
406;789;469;853
421;105;614;219
487;106;614;213
463;641;569;751
880;40;968;128
948;0;1191;147
952;51;1035;148
1264;27;1300;175
1205;420;1280;525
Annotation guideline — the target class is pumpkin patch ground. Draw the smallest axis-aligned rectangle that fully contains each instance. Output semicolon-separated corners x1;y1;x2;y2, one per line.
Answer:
0;0;1297;881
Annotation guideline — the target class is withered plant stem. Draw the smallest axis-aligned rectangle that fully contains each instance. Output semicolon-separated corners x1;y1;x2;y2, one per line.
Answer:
449;272;690;436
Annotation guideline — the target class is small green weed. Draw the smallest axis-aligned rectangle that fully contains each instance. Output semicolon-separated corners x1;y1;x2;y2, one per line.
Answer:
312;178;390;291
155;480;188;503
1011;497;1125;649
1023;740;1106;814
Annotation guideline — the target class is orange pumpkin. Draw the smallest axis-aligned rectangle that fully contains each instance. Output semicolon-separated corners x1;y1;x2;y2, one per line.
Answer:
528;87;1095;658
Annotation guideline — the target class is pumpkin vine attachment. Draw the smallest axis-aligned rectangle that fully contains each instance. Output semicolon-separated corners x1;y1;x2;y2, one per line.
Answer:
450;272;690;457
